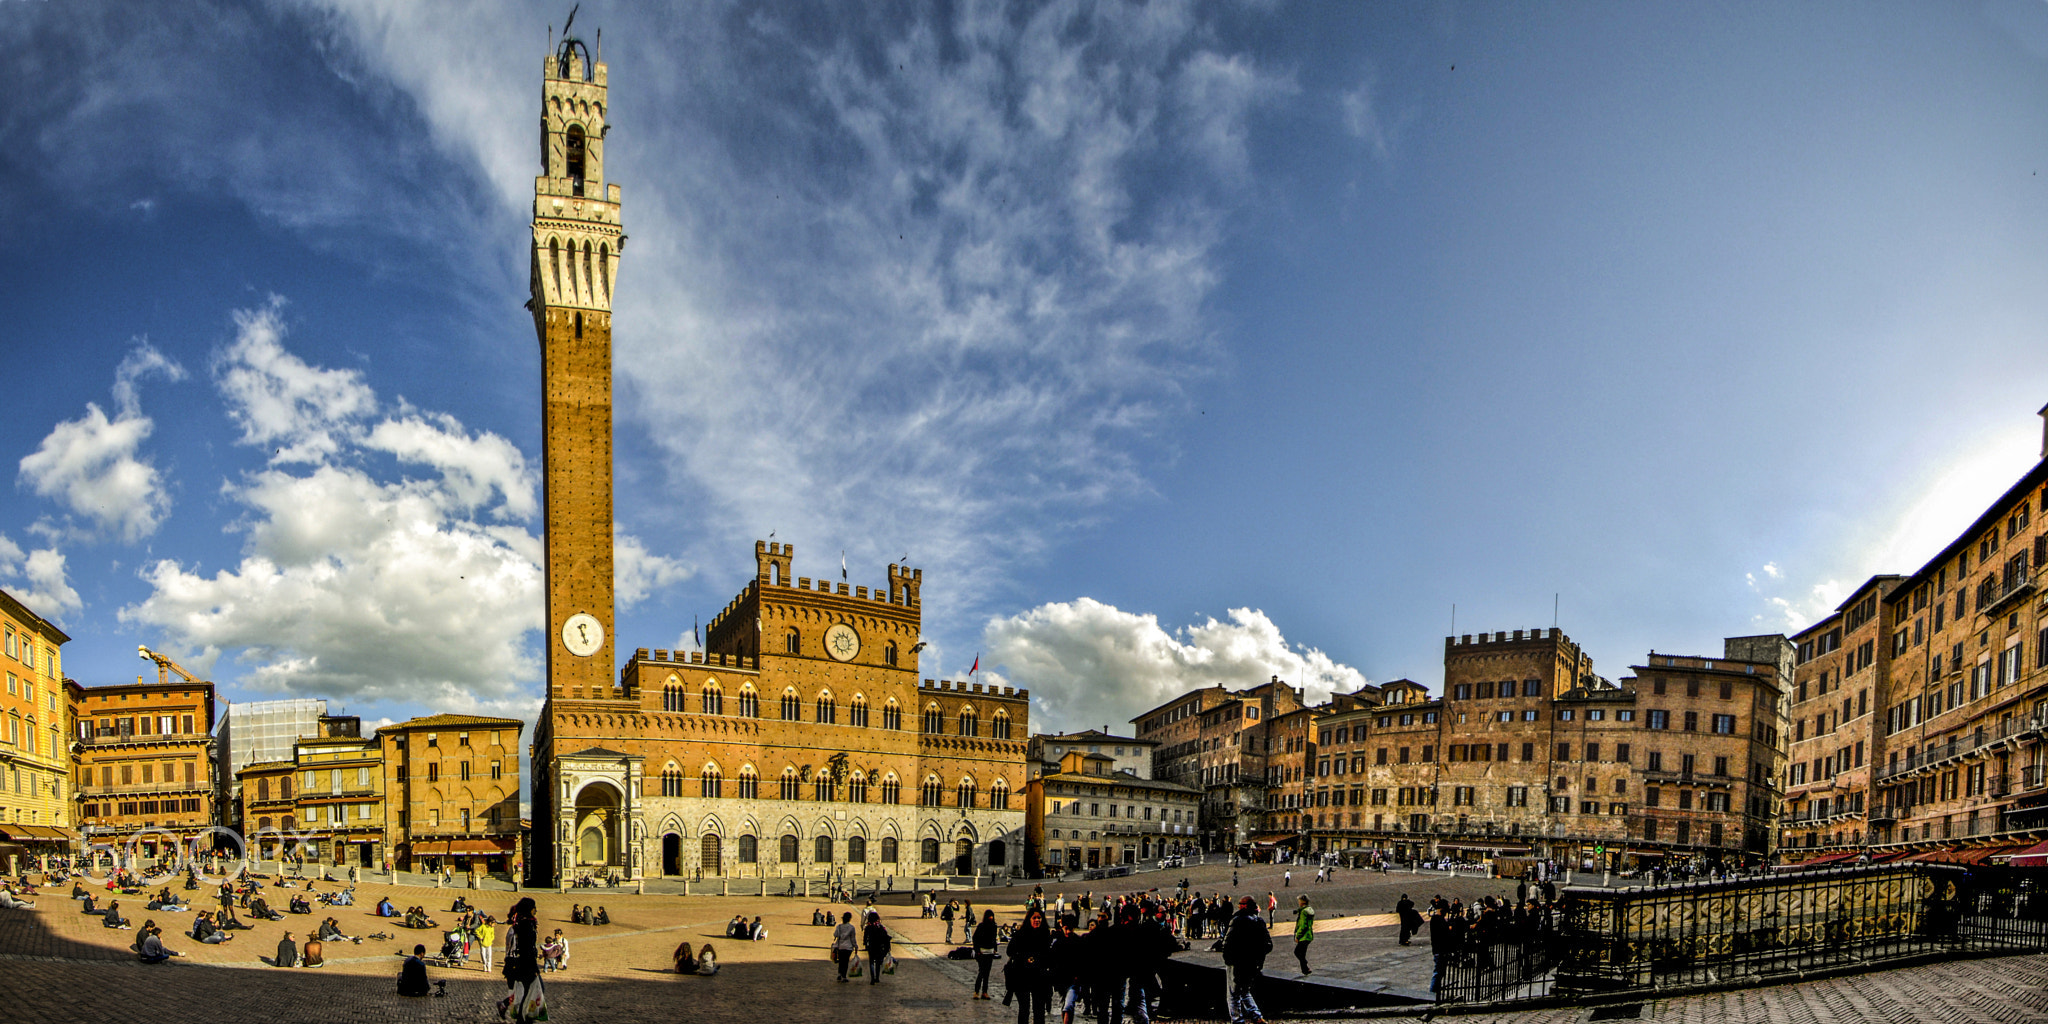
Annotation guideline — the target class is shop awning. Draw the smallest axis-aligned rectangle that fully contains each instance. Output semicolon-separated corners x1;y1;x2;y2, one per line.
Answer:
1245;832;1299;846
1787;851;1858;868
0;824;70;843
446;838;515;855
1910;845;2026;865
2005;841;2048;868
1438;843;1533;855
411;841;450;857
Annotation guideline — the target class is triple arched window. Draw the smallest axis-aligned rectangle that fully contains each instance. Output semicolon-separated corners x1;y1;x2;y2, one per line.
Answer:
990;778;1010;809
779;767;801;801
921;775;945;806
850;694;869;727
922;706;944;734
815;693;836;724
663;682;685;713
700;763;722;799
660;766;684;797
848;772;868;804
736;686;759;718
780;690;802;721
879;774;901;805
957;778;979;808
959;708;979;737
736;765;759;800
992;711;1012;740
700;683;724;715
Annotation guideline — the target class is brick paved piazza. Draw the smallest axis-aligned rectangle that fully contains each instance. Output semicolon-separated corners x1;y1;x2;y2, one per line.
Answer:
2;859;2045;1023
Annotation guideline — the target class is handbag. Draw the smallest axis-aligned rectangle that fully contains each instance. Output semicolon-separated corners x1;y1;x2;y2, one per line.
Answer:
883;955;898;975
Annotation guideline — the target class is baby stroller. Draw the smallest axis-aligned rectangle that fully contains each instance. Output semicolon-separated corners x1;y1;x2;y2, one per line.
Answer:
430;930;469;968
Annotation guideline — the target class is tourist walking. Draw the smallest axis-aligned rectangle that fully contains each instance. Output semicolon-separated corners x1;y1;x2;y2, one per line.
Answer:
862;910;893;985
971;909;1000;999
1292;896;1315;975
1222;897;1271;1024
1396;894;1421;946
832;911;857;982
500;897;545;1022
1006;907;1054;1024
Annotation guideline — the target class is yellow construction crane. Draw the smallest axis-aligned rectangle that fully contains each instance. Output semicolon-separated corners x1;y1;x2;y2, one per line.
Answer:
138;645;204;686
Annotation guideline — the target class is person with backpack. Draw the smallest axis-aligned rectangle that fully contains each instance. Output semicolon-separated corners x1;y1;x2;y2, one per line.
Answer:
1221;897;1271;1024
862;910;893;985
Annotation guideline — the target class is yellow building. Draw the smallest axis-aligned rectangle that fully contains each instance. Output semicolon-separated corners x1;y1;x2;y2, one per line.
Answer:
1026;748;1200;874
0;588;75;862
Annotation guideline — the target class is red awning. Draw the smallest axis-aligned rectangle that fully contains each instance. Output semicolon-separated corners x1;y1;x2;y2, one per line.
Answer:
2006;841;2048;868
411;841;450;857
446;838;515;855
1912;845;2024;865
1788;852;1857;868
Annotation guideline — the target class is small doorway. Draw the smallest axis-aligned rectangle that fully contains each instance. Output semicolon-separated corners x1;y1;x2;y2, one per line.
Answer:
358;844;374;868
954;839;973;875
662;834;682;876
700;833;722;876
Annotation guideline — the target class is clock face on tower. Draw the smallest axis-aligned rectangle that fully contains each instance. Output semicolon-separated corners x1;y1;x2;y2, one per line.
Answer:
562;613;604;658
824;622;860;662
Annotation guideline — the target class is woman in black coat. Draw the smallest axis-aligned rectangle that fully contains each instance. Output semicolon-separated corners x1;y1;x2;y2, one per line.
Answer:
1006;908;1054;1024
971;909;1001;999
500;897;543;1021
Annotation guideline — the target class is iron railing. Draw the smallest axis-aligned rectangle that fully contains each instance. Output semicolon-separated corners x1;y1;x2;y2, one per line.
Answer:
1431;905;1564;1003
1538;864;2048;999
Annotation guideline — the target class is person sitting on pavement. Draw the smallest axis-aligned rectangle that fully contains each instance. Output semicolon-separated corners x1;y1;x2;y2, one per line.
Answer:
569;903;584;925
192;912;234;943
0;884;36;910
592;906;610;926
249;895;285;921
397;944;431;997
404;906;437;929
375;896;398;917
273;931;300;968
696;943;719;976
673;937;697;974
102;899;132;929
138;923;181;963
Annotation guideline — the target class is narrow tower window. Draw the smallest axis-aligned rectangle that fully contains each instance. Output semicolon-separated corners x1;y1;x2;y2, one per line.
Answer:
566;126;586;196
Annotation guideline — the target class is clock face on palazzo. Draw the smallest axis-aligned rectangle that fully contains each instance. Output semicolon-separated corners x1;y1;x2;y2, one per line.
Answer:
562;613;604;658
824;623;860;662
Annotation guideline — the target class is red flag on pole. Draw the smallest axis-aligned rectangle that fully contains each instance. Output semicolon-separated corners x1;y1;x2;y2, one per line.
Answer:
969;654;979;675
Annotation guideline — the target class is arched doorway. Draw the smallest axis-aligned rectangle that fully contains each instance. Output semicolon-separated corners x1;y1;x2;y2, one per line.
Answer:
700;833;722;876
661;834;682;876
573;781;623;868
954;838;973;875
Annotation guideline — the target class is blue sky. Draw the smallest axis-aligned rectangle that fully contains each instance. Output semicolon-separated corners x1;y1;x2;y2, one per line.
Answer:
4;1;2047;736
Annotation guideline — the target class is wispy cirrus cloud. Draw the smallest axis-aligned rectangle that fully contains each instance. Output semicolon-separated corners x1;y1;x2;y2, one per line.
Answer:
293;0;1285;630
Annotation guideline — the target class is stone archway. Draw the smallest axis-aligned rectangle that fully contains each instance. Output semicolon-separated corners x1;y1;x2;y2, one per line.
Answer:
573;781;625;868
954;838;973;876
662;834;682;876
700;833;723;876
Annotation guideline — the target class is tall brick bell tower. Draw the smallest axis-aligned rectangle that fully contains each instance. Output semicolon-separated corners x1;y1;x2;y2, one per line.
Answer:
527;25;625;887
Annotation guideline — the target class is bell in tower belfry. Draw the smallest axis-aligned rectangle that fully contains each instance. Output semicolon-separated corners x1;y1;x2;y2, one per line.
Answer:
531;23;623;706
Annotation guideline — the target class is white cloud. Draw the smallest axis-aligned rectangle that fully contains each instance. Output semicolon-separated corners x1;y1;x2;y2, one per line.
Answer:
17;340;184;542
363;410;535;520
1746;563;1847;632
0;534;82;619
214;300;376;465
122;301;684;708
613;529;692;609
981;598;1368;733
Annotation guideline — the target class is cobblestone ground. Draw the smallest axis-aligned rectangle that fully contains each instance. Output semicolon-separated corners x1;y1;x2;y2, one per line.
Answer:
3;861;2043;1023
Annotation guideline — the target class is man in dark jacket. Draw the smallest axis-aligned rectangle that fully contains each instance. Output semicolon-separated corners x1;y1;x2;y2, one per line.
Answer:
1396;894;1422;946
862;911;892;985
1428;907;1458;995
1221;897;1270;1024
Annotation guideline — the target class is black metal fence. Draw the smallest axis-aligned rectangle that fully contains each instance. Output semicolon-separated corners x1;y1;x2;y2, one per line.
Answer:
1431;920;1563;1003
1538;864;2048;999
